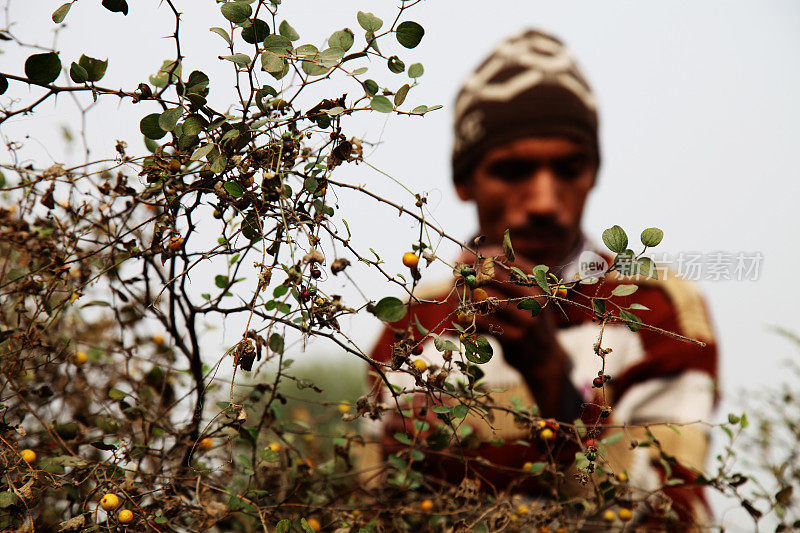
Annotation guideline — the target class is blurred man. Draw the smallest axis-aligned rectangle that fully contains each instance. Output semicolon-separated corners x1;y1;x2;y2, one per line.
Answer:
362;30;717;528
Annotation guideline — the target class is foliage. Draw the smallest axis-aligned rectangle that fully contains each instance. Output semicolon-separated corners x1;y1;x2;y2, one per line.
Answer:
0;1;788;532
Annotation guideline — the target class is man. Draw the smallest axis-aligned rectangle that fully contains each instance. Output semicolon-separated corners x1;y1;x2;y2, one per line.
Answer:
362;30;718;528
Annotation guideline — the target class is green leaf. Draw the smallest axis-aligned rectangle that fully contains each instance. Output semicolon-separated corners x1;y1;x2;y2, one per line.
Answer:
263;35;293;55
740;412;749;429
273;285;288;298
158;107;183;132
619;309;641;332
452;404;468;419
602;225;628;253
215;275;229;288
532;265;550;292
101;0;128;15
224;181;244;198
242;19;270;44
357;11;383;32
182;115;204;136
140;113;167;140
636;257;658;279
149;59;180;88
502;229;515;262
190;144;213;161
0;491;18;508
628;303;649;311
300;518;315;533
25;52;61;84
209;27;232;45
464;336;493;364
363;79;379;96
408;62;424;78
410;104;428;114
516;298;541;317
527;462;546;475
370;95;393;113
318;47;344;67
640;227;664;247
260;51;285;73
52;2;72;23
301;53;330;76
394;432;412;445
593;299;606;316
611;284;638;297
304;177;318;193
276;520;291;533
278;20;299;41
69;62;88;84
387;55;405;74
108;388;127;401
78;54;108;82
269;333;284;354
329;28;354;51
220;1;251;23
396;21;424;48
220;53;251;67
394;84;410;106
373;296;406;322
210;154;228;174
601;432;623;446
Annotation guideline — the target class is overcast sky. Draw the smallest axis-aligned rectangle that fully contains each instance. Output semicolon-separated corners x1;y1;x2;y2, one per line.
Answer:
2;1;799;527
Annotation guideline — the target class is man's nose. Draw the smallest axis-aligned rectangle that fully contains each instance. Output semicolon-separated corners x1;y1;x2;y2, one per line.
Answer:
520;169;559;217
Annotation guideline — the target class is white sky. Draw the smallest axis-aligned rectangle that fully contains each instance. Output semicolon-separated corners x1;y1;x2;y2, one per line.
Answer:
2;1;799;528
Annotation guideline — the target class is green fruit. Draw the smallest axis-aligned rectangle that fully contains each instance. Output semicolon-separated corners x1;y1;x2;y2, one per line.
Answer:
464;274;477;288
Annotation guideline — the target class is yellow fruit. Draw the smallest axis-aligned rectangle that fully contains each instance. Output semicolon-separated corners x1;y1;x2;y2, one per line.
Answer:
540;428;555;441
618;508;633;521
456;311;474;327
74;351;88;364
19;449;36;464
306;518;321;531
402;252;419;268
337;402;351;414
603;509;616;522
517;504;530;515
472;287;488;302
118;509;134;523
167;237;183;251
412;359;428;372
509;514;519;522
552;285;568;298
420;499;434;512
268;442;281;452
617;472;628;483
522;461;532;471
152;335;164;345
100;493;120;511
198;437;213;450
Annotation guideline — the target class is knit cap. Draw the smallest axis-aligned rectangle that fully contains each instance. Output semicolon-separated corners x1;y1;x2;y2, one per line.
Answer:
452;29;600;183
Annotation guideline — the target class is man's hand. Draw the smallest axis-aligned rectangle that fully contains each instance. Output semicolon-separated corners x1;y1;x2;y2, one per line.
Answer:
458;247;579;420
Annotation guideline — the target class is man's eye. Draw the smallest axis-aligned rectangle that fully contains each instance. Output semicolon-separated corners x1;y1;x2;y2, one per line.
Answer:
486;159;536;182
552;156;590;181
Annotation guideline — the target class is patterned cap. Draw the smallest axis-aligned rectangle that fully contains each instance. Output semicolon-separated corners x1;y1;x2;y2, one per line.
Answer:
452;29;599;183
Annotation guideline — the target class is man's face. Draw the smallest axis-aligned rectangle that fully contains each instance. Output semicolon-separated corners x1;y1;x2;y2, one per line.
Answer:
456;137;596;267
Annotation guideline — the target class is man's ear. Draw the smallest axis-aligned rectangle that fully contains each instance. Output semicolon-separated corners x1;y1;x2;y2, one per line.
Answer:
455;181;474;202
